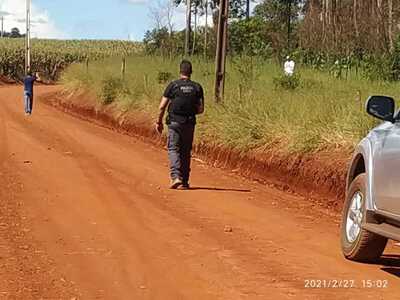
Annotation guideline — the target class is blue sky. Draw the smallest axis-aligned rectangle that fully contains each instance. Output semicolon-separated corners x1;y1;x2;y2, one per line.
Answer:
0;0;187;40
33;0;156;40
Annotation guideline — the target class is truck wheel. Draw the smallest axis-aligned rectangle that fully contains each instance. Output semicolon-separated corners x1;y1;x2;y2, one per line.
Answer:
341;174;387;262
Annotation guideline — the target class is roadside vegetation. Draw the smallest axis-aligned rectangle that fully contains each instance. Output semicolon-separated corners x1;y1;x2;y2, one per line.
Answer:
61;0;400;156
61;55;400;155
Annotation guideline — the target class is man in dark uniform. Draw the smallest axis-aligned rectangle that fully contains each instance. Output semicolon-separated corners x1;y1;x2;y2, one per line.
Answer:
23;70;40;116
156;60;204;189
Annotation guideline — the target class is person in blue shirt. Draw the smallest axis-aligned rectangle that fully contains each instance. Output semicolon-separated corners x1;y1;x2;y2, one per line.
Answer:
23;71;40;115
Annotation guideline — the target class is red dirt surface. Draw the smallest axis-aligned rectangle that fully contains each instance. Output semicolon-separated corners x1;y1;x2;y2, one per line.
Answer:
43;89;350;210
1;85;400;299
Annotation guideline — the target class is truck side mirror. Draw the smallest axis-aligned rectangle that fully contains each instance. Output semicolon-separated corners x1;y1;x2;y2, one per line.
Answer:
366;96;395;123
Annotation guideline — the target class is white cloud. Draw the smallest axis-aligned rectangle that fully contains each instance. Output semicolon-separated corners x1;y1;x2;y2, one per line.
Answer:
172;4;187;29
0;0;65;38
0;10;11;17
127;0;147;4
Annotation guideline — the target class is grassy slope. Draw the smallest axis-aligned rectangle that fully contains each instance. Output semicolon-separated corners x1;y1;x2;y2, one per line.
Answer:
61;55;400;156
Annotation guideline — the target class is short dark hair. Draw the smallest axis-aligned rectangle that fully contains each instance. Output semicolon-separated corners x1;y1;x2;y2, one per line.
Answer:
180;60;192;76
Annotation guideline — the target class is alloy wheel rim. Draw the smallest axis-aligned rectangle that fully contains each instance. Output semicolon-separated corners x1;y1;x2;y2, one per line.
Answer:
346;191;363;243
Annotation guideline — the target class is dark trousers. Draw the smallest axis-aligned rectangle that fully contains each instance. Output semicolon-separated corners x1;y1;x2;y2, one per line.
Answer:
168;122;195;183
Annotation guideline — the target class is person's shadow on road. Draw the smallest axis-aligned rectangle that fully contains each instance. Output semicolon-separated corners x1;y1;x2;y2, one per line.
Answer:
186;186;251;193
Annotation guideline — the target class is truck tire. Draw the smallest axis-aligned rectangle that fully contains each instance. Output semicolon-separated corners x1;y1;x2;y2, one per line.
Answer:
341;174;387;262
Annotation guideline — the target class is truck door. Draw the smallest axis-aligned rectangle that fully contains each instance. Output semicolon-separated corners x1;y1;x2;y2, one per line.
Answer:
374;122;400;216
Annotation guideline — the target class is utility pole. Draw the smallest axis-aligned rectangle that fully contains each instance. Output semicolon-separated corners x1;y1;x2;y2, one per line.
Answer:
1;16;4;38
184;0;192;57
388;0;394;52
204;0;208;59
191;4;197;56
246;0;250;19
214;0;229;102
25;0;31;75
287;0;291;51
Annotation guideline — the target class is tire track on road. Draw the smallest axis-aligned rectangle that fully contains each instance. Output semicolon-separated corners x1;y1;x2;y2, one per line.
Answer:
0;92;78;300
0;101;9;167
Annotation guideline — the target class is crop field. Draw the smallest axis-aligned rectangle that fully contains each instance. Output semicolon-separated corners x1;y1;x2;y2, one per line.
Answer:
0;38;142;80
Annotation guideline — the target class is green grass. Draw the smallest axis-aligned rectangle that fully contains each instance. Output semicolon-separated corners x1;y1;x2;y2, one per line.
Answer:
61;55;400;155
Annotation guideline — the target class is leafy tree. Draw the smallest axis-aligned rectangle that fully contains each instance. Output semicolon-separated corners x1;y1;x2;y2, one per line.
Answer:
144;27;172;55
144;27;185;57
10;27;22;38
254;0;303;52
229;17;272;57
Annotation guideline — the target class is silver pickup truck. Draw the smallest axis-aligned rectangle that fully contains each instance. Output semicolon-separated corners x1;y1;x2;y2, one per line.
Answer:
341;95;400;262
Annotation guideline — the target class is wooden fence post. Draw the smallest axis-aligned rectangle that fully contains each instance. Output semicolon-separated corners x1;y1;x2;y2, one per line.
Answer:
121;57;126;80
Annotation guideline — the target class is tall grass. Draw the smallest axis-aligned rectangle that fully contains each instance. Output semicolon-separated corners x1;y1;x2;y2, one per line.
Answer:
62;55;400;155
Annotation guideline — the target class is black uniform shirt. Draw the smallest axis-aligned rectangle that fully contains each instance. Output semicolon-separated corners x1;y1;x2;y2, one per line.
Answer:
163;79;204;125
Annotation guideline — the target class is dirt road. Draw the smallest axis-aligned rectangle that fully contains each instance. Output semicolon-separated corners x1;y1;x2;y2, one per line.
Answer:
0;85;399;299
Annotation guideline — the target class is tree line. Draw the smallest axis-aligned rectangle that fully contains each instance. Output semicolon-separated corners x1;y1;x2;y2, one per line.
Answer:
301;0;399;56
144;0;400;80
1;27;25;38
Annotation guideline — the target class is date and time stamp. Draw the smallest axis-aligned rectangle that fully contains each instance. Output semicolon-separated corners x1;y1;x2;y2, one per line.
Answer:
304;279;389;289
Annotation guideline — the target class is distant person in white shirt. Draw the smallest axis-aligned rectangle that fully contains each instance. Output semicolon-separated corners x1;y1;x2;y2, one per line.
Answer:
284;56;295;76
